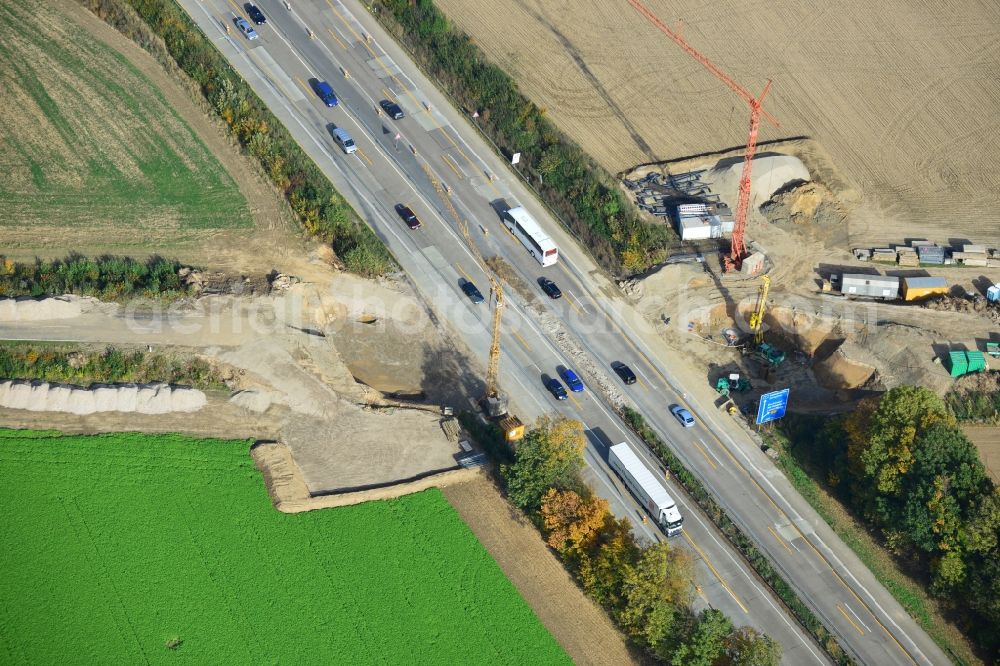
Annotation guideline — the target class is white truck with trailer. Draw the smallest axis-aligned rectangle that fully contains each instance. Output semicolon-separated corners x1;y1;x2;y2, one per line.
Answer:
608;442;684;537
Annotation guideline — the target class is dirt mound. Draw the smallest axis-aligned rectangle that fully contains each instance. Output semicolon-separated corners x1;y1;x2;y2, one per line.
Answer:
706;154;811;209
0;297;88;321
761;181;847;231
0;381;206;414
813;340;877;390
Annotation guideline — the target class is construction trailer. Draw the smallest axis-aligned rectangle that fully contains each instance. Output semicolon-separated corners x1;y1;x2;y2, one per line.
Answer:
916;244;946;265
901;276;948;301
674;203;734;241
840;274;900;299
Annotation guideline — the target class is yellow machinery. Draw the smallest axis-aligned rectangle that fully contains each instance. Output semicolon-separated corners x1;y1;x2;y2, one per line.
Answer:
420;164;524;442
748;275;770;345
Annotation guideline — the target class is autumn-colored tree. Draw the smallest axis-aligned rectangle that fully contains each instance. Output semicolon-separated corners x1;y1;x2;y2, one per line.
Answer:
618;542;695;649
502;416;585;513
577;518;639;610
845;386;953;514
539;488;610;559
718;626;782;666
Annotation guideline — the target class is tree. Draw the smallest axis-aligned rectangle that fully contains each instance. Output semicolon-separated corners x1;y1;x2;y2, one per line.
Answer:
900;424;990;555
619;542;695;650
668;608;732;666
577;518;639;610
501;416;585;513
719;626;782;666
845;386;953;517
539;488;610;560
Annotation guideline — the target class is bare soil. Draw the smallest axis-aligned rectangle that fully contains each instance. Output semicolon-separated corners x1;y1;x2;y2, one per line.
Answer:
962;426;1000;484
443;475;638;666
435;0;1000;247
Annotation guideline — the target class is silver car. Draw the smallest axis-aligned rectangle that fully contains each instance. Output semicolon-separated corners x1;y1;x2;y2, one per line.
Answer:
234;17;259;40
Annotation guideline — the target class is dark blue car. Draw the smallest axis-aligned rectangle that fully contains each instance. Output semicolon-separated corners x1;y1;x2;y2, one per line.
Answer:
560;368;584;392
546;378;568;401
461;281;485;304
311;79;338;107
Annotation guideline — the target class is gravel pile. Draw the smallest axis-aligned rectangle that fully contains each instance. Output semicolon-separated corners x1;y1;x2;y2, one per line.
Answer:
0;381;206;414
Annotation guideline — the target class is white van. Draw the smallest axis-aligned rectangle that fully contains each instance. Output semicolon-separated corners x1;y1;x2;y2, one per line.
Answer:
330;127;357;154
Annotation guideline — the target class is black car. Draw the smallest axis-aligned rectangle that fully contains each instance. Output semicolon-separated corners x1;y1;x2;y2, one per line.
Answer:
379;99;404;120
394;203;421;229
245;3;266;24
539;277;562;299
461;281;485;304
546;378;568;400
613;362;637;385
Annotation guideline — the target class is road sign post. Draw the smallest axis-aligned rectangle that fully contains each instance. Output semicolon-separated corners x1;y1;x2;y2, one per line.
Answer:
755;388;789;426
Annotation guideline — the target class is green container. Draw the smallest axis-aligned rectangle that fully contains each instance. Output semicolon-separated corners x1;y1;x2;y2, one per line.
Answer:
966;350;986;373
949;351;969;377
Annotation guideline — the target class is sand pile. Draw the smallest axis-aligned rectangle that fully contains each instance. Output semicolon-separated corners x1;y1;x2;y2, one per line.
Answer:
706;154;810;209
0;297;82;321
229;389;273;413
761;181;845;228
0;381;206;414
813;340;878;390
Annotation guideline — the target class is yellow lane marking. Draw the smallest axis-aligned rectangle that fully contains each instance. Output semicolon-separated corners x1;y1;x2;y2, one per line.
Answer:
512;330;532;352
382;88;397;102
569;393;583;410
226;0;246;18
634;374;648;390
563;292;583;316
692;439;717;470
768;526;792;554
326;27;347;50
294;76;313;98
454;262;472;282
356;149;373;166
441;153;463;179
838;605;866;636
683;532;748;614
326;0;376;56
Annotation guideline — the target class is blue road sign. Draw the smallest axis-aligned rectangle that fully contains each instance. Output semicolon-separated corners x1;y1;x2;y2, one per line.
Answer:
756;388;790;425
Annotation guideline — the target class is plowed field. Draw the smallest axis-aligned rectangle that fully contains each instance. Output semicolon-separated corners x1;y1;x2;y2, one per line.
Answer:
434;0;1000;247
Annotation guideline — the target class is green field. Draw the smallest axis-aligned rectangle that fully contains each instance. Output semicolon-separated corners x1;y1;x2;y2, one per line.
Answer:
0;430;568;664
0;0;250;231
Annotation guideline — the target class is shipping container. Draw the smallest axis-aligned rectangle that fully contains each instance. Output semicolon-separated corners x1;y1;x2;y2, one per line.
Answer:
949;351;968;377
966;351;987;373
987;285;1000;302
916;245;946;264
840;274;900;299
674;203;734;241
901;276;948;301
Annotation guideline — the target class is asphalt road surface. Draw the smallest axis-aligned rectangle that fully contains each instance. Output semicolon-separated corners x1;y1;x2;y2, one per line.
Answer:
158;2;947;664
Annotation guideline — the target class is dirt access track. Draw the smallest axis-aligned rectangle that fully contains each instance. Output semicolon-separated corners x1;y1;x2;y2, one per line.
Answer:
434;0;1000;247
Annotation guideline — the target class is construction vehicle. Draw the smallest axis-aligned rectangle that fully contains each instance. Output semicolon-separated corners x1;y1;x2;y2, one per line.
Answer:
420;163;525;443
746;275;785;366
716;373;751;396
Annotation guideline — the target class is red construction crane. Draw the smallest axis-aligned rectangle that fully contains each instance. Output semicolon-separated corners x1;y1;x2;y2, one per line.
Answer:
626;0;779;271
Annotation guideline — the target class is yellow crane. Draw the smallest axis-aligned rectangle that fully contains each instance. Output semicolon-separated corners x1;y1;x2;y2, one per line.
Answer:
419;163;524;441
748;275;770;345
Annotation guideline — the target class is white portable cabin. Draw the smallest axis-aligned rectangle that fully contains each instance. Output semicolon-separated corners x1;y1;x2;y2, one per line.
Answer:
609;442;683;536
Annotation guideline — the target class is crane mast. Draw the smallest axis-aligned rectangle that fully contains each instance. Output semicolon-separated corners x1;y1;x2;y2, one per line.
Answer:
625;0;779;271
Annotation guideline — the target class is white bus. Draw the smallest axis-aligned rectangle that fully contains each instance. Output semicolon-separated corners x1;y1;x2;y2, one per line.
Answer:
501;206;558;267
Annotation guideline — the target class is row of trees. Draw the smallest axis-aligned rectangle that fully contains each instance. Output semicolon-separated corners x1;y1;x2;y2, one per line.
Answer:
0;345;224;389
83;0;395;277
786;386;1000;660
375;0;676;275
0;255;189;300
500;417;780;665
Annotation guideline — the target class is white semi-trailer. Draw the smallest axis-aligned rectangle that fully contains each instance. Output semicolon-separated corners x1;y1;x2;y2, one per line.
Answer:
609;442;684;537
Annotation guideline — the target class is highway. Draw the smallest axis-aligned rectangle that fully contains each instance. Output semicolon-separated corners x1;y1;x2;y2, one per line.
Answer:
171;2;948;664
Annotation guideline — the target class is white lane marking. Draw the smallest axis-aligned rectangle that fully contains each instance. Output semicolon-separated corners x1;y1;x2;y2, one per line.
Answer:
845;602;872;633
